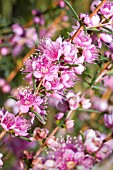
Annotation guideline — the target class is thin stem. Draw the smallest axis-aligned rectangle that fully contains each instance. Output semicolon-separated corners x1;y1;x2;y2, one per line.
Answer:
103;133;113;143
0;131;6;140
6;48;35;83
70;0;107;41
34;126;59;157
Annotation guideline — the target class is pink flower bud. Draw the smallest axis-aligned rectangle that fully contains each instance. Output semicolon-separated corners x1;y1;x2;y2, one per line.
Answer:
0;47;9;56
65;119;74;129
2;84;11;93
55;112;64;120
33;127;49;140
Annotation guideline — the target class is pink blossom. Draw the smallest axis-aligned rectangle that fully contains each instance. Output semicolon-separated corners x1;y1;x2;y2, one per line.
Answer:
100;33;112;43
84;129;103;153
55;112;64;120
66;90;80;110
0;47;9;56
90;0;101;12
16;87;47;123
14;116;30;136
73;31;92;47
62;41;78;63
32;58;59;81
96;144;112;160
100;1;113;18
38;37;63;61
1;111;15;131
104;112;113;129
81;98;91;109
65;119;74;129
12;23;24;36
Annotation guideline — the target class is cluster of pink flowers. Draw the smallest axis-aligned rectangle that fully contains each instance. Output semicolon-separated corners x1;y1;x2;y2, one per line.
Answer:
31;129;112;170
0;109;30;136
16;87;47;123
1;0;113;169
23;34;98;96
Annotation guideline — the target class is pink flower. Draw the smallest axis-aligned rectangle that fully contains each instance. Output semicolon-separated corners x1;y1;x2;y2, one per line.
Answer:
81;98;91;109
84;129;103;153
90;0;101;12
66;90;80;110
38;37;63;61
32;58;59;81
32;127;49;141
100;1;113;18
12;23;24;36
104;112;113;129
62;41;78;63
65;119;74;129
100;33;112;43
1;111;15;131
16;87;47;123
14;116;30;136
96;144;112;160
73;31;92;47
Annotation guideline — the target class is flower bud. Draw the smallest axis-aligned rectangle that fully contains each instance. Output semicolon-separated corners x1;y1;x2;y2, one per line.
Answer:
33;127;49;140
65;119;74;129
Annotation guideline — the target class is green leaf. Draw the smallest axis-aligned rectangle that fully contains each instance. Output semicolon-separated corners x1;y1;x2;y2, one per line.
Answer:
30;109;46;124
64;0;80;21
18;136;31;142
89;71;99;88
65;64;79;67
80;131;85;142
8;96;17;101
107;70;113;75
77;108;100;113
32;75;36;92
92;85;105;91
84;25;87;35
102;26;113;33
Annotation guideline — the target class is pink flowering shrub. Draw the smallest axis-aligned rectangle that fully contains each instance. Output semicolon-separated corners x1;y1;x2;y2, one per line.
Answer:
1;0;113;169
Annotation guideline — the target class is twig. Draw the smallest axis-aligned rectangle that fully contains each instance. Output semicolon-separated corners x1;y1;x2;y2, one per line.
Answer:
34;126;59;157
6;48;35;83
103;133;113;143
0;131;6;140
70;0;107;41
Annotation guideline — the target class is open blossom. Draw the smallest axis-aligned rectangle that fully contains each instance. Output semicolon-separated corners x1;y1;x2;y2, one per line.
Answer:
14;116;30;136
16;87;47;123
0;109;30;136
66;91;81;110
100;1;113;18
83;129;103;153
96;144;112;160
72;31;98;63
38;37;63;61
1;110;15;131
66;90;91;110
